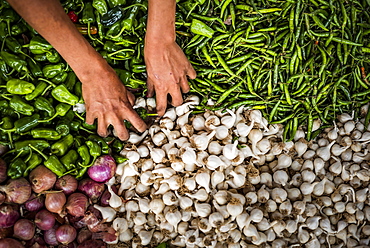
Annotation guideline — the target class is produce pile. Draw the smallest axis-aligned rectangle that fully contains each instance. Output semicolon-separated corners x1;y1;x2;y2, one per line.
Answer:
103;97;370;247
1;0;370;247
0;155;119;247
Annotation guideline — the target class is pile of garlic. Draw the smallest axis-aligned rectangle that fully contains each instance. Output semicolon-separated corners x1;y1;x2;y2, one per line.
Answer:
96;96;370;248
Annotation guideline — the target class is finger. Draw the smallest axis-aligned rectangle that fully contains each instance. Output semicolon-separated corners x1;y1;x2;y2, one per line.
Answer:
85;110;96;125
126;110;148;133
110;116;130;141
146;78;155;97
179;76;190;94
155;92;168;116
187;65;197;80
127;91;136;106
170;86;184;107
97;116;109;138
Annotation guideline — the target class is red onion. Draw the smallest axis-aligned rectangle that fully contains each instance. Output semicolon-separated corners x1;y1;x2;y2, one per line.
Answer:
0;238;25;248
55;175;78;195
13;219;35;241
77;240;106;248
35;209;55;230
43;224;59;246
0;158;7;184
0;178;32;204
87;155;116;183
29;165;56;193
100;185;117;207
66;193;88;217
0;204;20;228
78;179;105;203
56;224;77;245
45;192;66;215
24;193;44;212
77;229;92;244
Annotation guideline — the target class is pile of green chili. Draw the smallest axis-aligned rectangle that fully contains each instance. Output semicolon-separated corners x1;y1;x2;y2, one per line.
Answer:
0;0;370;178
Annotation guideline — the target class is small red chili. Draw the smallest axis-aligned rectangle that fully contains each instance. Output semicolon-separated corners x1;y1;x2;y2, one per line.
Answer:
67;11;78;23
314;40;319;45
361;67;369;84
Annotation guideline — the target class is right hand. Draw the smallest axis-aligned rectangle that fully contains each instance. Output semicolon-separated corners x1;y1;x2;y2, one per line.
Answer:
81;64;147;140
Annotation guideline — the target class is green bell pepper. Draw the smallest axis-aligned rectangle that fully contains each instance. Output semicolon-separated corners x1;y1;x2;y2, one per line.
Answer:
51;84;79;105
60;150;79;170
25;81;48;101
0;51;28;73
51;134;74;156
26;36;53;54
31;128;62;140
77;144;90;166
93;0;108;16
51;72;68;84
23;153;43;177
44;155;67;177
46;49;61;63
9;95;34;115
34;96;55;116
5;79;35;95
7;157;27;179
42;63;64;78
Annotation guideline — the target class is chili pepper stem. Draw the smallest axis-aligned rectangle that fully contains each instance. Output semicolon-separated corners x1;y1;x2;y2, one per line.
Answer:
38;77;57;87
11;149;24;162
28;144;48;160
87;22;104;45
107;48;135;57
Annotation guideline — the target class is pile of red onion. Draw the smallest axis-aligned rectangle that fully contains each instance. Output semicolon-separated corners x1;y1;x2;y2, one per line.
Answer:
0;155;117;248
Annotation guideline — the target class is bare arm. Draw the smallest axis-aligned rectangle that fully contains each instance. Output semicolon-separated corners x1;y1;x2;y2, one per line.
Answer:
144;0;196;116
6;0;147;140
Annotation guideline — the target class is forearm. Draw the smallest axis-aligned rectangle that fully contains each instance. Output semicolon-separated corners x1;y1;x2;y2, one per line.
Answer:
146;0;176;43
6;0;107;81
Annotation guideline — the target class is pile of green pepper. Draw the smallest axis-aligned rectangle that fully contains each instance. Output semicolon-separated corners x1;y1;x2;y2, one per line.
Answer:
1;0;370;178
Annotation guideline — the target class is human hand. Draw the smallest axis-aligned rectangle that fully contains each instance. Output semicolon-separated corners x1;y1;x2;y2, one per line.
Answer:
81;64;147;140
144;40;196;116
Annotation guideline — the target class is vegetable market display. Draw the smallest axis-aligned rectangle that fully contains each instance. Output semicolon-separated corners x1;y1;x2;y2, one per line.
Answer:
1;0;370;247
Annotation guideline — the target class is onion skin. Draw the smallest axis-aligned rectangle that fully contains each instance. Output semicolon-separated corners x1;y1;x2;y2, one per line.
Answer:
24;193;45;212
13;219;35;241
0;178;32;204
87;155;116;183
56;224;77;245
0;204;20;228
35;209;56;231
55;175;78;195
0;238;25;248
78;178;105;203
0;158;7;184
77;229;92;244
45;192;66;215
77;240;106;248
29;165;57;193
43;225;59;246
66;193;89;217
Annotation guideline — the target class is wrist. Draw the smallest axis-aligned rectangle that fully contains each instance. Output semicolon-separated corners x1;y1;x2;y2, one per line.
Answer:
73;54;113;83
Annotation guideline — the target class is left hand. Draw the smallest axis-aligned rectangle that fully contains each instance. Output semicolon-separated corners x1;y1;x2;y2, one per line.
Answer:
144;40;196;116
